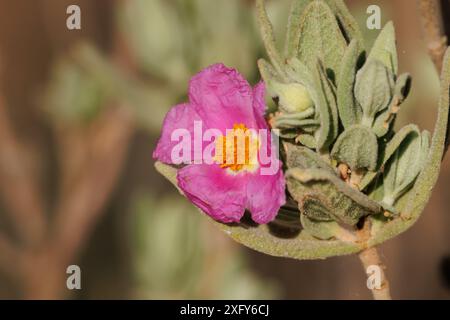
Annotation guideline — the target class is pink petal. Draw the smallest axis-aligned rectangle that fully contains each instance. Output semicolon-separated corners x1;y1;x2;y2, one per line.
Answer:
188;64;257;132
252;81;267;121
246;168;286;224
153;103;202;164
177;164;247;223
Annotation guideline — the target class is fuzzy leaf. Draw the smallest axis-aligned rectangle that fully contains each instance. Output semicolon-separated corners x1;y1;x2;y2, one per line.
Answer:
360;124;421;190
371;73;412;137
284;143;336;175
382;130;430;206
155;161;361;260
300;194;335;221
337;39;363;128
367;175;385;202
372;107;394;138
316;60;339;148
331;125;378;170
286;168;381;225
285;0;364;55
286;58;331;150
324;0;365;46
257;58;282;86
296;0;347;80
367;21;398;75
296;134;317;148
369;48;450;247
355;60;395;126
256;0;286;76
278;128;301;139
285;0;312;59
300;213;340;240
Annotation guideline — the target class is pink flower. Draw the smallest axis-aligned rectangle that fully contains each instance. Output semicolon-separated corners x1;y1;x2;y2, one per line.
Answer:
153;64;285;224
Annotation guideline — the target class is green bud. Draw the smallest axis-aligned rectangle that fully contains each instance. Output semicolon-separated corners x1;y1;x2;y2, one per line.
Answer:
271;82;314;114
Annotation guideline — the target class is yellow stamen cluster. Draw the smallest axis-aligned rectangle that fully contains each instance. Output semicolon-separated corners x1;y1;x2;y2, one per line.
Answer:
215;123;259;173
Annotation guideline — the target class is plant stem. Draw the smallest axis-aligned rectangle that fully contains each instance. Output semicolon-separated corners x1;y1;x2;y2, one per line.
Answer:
358;246;392;300
348;169;392;300
355;217;391;300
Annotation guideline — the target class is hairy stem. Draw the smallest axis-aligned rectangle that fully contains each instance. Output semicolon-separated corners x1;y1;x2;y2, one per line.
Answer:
358;246;392;300
355;216;391;300
348;169;392;300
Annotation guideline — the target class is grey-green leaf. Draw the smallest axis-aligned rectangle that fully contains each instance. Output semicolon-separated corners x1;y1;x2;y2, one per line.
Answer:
284;143;336;175
331;125;378;170
372;107;394;138
324;0;365;46
382;130;430;206
285;0;312;59
296;0;347;80
256;0;285;76
367;21;398;75
316;60;339;148
155;161;361;260
371;74;412;137
355;60;395;126
300;213;340;240
286;58;331;150
286;0;364;58
360;124;421;190
277;128;301;139
337;39;363;128
371;73;413;137
296;133;317;148
257;58;282;87
286;168;381;225
369;48;450;247
300;194;335;221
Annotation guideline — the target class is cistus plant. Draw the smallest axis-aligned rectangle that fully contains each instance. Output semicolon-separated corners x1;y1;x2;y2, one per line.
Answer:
155;0;450;299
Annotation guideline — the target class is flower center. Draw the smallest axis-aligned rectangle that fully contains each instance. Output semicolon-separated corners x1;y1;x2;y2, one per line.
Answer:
214;123;259;173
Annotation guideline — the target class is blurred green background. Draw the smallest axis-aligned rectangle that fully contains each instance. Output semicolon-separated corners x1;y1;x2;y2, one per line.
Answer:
0;0;449;299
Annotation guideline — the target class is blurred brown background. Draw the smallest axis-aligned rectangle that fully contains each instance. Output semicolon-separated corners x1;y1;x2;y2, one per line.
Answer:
0;0;449;299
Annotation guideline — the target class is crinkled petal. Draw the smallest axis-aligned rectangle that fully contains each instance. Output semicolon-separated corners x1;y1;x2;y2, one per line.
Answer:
153;103;202;164
252;81;268;123
177;164;248;223
189;63;257;132
246;166;285;224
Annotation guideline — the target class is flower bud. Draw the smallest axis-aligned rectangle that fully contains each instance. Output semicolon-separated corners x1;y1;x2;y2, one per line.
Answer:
271;82;314;114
